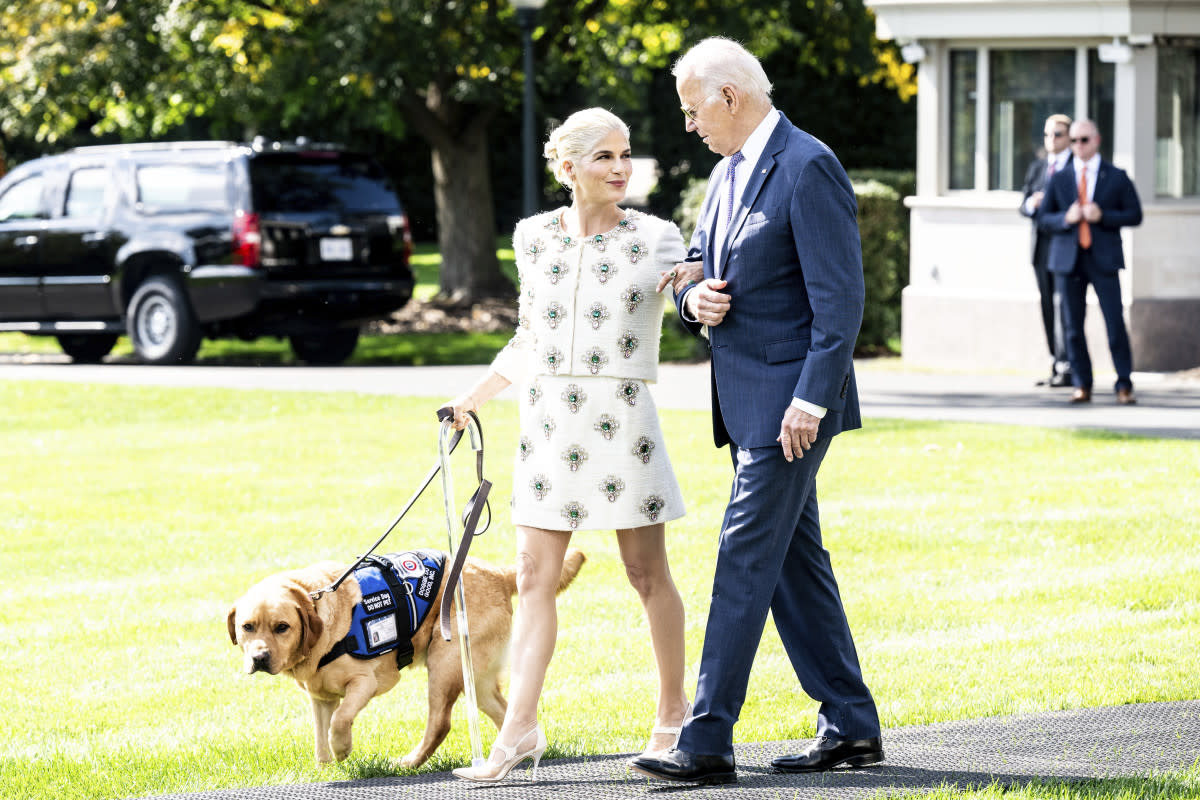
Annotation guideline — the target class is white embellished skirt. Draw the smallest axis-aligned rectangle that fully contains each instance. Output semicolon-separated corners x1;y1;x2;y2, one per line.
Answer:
510;374;685;531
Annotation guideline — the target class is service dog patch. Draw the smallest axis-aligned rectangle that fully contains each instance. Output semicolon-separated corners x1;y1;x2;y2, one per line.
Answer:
346;550;446;663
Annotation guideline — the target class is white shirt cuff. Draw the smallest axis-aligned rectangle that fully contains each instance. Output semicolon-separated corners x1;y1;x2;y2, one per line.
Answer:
791;397;827;418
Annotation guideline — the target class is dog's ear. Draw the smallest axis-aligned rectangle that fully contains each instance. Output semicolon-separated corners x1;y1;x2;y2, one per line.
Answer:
289;587;325;658
227;606;240;645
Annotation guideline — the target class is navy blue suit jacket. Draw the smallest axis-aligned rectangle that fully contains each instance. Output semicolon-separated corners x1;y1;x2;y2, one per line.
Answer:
676;112;864;449
1037;159;1142;275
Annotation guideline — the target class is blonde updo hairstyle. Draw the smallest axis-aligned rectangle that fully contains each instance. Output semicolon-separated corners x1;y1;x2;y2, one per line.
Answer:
544;108;631;192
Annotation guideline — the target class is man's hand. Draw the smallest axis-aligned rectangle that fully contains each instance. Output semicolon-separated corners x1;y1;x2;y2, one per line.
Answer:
685;278;731;326
778;404;819;462
1030;190;1044;210
656;260;704;294
1065;201;1083;224
1081;202;1103;223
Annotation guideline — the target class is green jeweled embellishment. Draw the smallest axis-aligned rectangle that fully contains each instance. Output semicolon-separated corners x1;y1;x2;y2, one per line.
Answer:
582;347;608;375
561;444;588;473
561;383;587;413
518;436;533;461
544;301;565;329
544;346;564;374
586;302;610;330
528;382;542;405
526;238;545;262
633;436;655;464
530;474;552;501
616;380;640;406
558;233;578;252
618;331;638;359
621;284;644;313
591;260;617;284
561;502;588;529
542;415;556;440
599;475;625;503
640;494;665;522
618;214;638;232
621;237;647;263
545;259;569;284
593;414;619;440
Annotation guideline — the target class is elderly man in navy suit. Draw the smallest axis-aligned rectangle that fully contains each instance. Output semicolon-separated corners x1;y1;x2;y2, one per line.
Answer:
632;37;881;785
1037;119;1143;405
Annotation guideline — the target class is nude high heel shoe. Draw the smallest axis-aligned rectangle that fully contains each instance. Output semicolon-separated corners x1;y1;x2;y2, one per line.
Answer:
639;701;691;757
452;724;547;784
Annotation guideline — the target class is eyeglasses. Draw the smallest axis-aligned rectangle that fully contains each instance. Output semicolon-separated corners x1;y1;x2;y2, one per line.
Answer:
1070;136;1091;144
681;94;717;122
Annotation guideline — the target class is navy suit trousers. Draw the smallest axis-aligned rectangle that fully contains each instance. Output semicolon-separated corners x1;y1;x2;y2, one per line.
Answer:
677;439;880;756
1056;249;1133;392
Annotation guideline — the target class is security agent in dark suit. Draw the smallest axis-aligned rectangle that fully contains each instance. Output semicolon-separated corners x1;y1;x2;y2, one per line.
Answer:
1019;113;1073;387
631;37;881;786
1037;119;1142;405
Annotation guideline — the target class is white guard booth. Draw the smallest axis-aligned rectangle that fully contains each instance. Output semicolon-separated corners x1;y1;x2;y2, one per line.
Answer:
866;0;1200;373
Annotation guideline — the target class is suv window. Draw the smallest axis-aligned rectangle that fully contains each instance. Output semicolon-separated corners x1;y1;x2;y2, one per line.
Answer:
65;167;108;218
136;162;230;213
0;174;47;221
249;154;401;214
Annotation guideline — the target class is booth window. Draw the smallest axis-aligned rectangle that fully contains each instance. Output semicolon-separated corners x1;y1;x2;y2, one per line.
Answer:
948;47;1114;192
949;49;977;190
1158;46;1200;197
988;50;1075;190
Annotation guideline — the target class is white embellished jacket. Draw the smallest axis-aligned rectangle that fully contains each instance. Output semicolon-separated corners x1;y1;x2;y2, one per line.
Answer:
490;209;687;386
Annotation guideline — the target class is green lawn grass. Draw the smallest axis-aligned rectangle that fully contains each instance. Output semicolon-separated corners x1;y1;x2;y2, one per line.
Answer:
1;380;1197;800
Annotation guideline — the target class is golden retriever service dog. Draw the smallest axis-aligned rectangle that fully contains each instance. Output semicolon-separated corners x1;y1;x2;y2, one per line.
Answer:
228;549;585;767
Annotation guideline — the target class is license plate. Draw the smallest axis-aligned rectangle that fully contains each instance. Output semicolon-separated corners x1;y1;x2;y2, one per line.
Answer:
319;237;353;261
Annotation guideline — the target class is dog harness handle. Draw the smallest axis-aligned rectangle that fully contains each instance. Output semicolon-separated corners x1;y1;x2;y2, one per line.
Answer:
311;410;488;603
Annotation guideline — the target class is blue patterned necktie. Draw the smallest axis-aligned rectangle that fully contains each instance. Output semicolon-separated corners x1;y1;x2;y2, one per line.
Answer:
725;151;745;225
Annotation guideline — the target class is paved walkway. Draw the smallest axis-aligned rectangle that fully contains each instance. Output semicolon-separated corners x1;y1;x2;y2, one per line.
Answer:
132;701;1200;799
3;358;1199;438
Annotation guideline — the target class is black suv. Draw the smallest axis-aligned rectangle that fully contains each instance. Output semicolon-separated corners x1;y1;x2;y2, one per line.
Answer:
0;138;414;364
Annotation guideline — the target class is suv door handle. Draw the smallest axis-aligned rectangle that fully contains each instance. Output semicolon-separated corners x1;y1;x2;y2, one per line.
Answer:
15;235;39;249
81;232;109;244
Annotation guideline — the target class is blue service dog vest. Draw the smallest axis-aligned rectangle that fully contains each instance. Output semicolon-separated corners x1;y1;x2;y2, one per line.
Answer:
320;550;446;670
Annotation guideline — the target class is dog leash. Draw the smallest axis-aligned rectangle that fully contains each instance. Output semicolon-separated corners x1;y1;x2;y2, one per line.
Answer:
309;409;491;603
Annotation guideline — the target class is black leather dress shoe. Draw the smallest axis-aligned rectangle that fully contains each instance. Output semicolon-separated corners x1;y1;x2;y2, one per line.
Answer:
630;748;737;784
771;736;884;773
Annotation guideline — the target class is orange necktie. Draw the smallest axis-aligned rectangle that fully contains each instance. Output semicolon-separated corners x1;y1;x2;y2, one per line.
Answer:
1078;168;1092;249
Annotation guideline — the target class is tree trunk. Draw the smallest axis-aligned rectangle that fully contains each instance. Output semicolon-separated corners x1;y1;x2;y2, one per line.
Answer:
430;125;513;303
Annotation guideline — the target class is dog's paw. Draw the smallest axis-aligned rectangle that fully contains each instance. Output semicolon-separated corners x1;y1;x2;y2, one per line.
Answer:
399;750;427;769
329;729;353;762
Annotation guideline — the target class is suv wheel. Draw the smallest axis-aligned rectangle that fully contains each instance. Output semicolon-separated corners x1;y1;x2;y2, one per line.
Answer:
127;276;202;365
56;333;119;363
289;328;360;365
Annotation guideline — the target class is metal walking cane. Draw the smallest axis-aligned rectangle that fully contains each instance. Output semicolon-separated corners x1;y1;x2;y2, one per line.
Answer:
435;408;492;769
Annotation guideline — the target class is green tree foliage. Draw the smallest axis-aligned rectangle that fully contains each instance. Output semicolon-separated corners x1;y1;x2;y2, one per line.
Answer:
0;0;914;302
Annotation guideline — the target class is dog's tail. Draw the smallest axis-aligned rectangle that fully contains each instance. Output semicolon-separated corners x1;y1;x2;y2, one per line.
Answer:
500;548;586;596
556;548;586;594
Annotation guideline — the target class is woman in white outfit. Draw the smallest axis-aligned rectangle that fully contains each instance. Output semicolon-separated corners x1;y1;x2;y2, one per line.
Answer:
445;107;698;783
